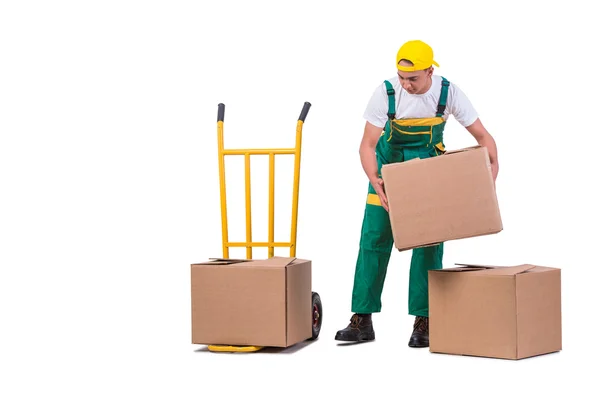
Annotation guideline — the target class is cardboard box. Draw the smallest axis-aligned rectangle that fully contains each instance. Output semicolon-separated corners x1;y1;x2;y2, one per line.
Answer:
191;256;312;347
380;145;502;251
429;263;562;360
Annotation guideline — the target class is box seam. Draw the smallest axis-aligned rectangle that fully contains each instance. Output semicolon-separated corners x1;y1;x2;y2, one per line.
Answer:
285;266;289;347
514;275;519;359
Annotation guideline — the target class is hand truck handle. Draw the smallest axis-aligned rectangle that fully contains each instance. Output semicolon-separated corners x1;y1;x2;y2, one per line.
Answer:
217;103;225;122
298;102;311;122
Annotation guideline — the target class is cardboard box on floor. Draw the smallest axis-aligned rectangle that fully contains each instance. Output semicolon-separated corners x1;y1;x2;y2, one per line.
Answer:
381;145;502;251
429;263;562;360
191;256;312;347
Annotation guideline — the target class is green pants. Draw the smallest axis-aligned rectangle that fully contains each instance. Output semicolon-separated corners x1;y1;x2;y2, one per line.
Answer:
351;146;443;317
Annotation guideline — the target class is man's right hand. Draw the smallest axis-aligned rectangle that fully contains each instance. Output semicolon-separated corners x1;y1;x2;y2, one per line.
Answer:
371;177;389;212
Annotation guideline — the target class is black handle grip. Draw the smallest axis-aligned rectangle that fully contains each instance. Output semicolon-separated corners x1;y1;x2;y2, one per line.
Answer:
298;102;311;122
217;103;225;122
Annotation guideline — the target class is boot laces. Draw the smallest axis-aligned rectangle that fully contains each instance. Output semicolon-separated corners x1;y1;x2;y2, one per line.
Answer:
414;316;428;333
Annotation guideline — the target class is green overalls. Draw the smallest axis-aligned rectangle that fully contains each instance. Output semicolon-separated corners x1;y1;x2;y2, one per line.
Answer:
351;77;450;317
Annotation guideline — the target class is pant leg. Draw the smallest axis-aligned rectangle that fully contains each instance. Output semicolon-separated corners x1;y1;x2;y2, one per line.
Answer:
351;181;394;314
408;242;444;317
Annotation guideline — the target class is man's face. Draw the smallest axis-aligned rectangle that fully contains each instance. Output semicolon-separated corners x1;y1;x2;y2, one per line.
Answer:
397;65;433;94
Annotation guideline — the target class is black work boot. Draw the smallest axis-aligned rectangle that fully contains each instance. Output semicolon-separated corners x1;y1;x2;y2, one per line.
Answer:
335;313;375;342
408;316;429;348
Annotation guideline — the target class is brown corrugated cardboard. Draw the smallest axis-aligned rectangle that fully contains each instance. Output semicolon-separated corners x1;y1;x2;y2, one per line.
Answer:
191;256;312;347
429;263;562;360
380;146;503;251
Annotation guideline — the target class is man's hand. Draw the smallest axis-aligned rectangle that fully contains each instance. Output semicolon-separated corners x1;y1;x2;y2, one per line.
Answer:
371;177;389;212
491;161;499;182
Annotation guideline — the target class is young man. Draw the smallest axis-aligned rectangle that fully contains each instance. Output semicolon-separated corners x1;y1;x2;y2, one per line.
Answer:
335;40;499;347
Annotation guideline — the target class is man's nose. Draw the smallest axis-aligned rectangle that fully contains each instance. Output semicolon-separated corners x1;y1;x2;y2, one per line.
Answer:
402;81;411;90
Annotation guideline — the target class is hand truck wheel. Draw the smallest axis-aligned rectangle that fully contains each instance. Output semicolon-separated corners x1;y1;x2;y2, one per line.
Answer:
310;292;322;340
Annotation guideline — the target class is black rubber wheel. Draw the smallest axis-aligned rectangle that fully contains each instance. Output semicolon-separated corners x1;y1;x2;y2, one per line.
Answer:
311;292;322;340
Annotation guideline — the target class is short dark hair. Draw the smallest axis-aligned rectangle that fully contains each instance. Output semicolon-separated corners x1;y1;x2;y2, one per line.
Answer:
398;58;432;73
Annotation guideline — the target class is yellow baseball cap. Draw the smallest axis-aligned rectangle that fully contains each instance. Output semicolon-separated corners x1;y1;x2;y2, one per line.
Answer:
396;40;439;71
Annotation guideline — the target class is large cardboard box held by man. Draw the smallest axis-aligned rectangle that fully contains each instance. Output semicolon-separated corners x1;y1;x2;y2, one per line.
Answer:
380;145;502;251
191;256;312;347
429;263;562;360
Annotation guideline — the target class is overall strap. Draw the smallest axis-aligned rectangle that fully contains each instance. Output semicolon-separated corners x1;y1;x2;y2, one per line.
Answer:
436;77;450;117
384;80;395;120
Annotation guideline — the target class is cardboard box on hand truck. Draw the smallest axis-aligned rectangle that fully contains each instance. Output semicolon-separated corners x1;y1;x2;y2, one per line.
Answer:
428;263;562;360
191;256;312;348
380;145;502;251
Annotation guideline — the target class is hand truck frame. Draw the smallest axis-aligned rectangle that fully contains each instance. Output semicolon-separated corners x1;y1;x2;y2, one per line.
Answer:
207;101;322;352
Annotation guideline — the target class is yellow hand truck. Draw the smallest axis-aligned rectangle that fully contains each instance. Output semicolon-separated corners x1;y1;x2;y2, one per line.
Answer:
207;101;322;353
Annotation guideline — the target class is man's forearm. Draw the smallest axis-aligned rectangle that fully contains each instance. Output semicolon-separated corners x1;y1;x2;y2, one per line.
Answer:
477;133;498;165
360;145;379;183
359;121;385;183
466;119;498;166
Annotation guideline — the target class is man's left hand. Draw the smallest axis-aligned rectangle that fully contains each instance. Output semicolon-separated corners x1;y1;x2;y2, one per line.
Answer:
491;161;499;182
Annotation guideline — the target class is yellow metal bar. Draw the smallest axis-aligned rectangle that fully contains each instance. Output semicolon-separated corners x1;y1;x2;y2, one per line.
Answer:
289;120;303;257
208;344;263;353
223;149;295;155
244;153;252;259
217;120;229;258
226;242;292;247
268;152;275;258
215;102;309;261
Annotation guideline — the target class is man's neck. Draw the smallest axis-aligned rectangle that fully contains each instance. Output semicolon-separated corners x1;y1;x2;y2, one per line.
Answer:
416;76;433;94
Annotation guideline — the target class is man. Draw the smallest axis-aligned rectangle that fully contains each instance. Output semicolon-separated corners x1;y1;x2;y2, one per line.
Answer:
335;40;499;347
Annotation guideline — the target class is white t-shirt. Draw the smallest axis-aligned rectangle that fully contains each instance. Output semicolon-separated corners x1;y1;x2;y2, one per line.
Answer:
363;74;478;129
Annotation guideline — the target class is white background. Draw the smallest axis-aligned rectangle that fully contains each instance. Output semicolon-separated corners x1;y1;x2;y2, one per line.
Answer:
1;0;598;398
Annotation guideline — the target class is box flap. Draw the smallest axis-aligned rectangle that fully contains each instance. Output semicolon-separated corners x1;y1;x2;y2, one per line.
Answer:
241;256;297;268
192;258;250;265
443;145;482;155
453;263;497;269
432;264;495;273
437;264;537;275
455;263;537;276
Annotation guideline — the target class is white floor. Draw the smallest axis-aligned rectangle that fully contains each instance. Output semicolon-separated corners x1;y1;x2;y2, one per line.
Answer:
2;0;597;398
